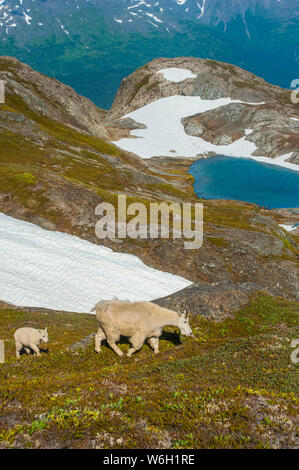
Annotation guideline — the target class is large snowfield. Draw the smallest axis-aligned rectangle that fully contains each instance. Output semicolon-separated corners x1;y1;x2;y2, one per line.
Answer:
113;94;299;172
0;213;191;313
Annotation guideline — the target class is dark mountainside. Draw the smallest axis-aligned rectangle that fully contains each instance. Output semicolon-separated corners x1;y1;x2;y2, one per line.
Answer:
0;0;298;108
0;56;298;449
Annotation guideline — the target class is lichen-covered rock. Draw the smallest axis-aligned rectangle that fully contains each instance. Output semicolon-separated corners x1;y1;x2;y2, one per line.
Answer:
154;282;268;320
68;333;96;353
0;56;108;139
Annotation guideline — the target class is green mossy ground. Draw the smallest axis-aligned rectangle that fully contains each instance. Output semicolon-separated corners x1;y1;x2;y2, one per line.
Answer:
0;295;298;449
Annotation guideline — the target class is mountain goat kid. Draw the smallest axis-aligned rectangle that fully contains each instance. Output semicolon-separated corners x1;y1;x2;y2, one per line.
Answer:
92;300;193;357
14;327;48;359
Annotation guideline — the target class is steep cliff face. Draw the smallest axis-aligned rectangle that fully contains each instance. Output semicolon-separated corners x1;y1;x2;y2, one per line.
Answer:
0;56;108;139
109;57;299;164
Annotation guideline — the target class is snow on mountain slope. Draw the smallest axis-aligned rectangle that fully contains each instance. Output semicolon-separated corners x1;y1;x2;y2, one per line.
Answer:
0;0;193;34
0;213;191;313
113;92;299;171
0;0;297;36
1;0;297;107
279;223;298;232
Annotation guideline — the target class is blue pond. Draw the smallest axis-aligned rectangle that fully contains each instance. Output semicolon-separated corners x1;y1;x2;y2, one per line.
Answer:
189;156;299;209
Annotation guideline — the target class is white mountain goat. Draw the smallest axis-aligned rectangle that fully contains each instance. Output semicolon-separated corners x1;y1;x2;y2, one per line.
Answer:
14;327;48;359
92;299;193;357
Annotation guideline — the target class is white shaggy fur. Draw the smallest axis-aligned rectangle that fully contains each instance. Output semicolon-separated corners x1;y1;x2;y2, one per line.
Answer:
14;327;48;359
92;299;193;357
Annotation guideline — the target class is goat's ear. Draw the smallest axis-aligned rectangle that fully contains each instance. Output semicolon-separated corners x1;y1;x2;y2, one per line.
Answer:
45;327;48;332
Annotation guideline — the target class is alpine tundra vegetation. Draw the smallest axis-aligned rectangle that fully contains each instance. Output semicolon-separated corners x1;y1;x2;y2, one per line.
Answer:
0;296;298;448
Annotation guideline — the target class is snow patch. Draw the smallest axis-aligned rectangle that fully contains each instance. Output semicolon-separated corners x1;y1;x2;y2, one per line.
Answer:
279;223;298;232
113;95;299;172
157;67;196;83
23;11;31;25
196;0;206;19
0;213;191;313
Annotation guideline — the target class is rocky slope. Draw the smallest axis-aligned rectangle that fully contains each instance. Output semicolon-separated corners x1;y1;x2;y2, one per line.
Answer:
0;56;298;313
110;57;299;164
0;56;108;139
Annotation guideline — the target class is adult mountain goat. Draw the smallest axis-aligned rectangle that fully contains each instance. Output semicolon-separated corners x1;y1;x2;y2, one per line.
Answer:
92;299;193;357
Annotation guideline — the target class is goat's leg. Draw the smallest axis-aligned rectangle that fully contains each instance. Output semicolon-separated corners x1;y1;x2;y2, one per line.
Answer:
15;342;22;359
106;335;124;357
29;343;41;357
148;337;160;354
24;347;31;355
127;333;145;357
95;326;106;353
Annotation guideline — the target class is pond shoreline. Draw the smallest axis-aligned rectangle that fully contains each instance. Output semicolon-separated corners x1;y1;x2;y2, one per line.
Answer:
188;155;299;210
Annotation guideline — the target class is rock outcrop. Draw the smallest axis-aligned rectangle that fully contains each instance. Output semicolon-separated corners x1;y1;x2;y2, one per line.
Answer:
109;57;299;162
0;56;108;139
182;103;299;160
155;282;270;320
